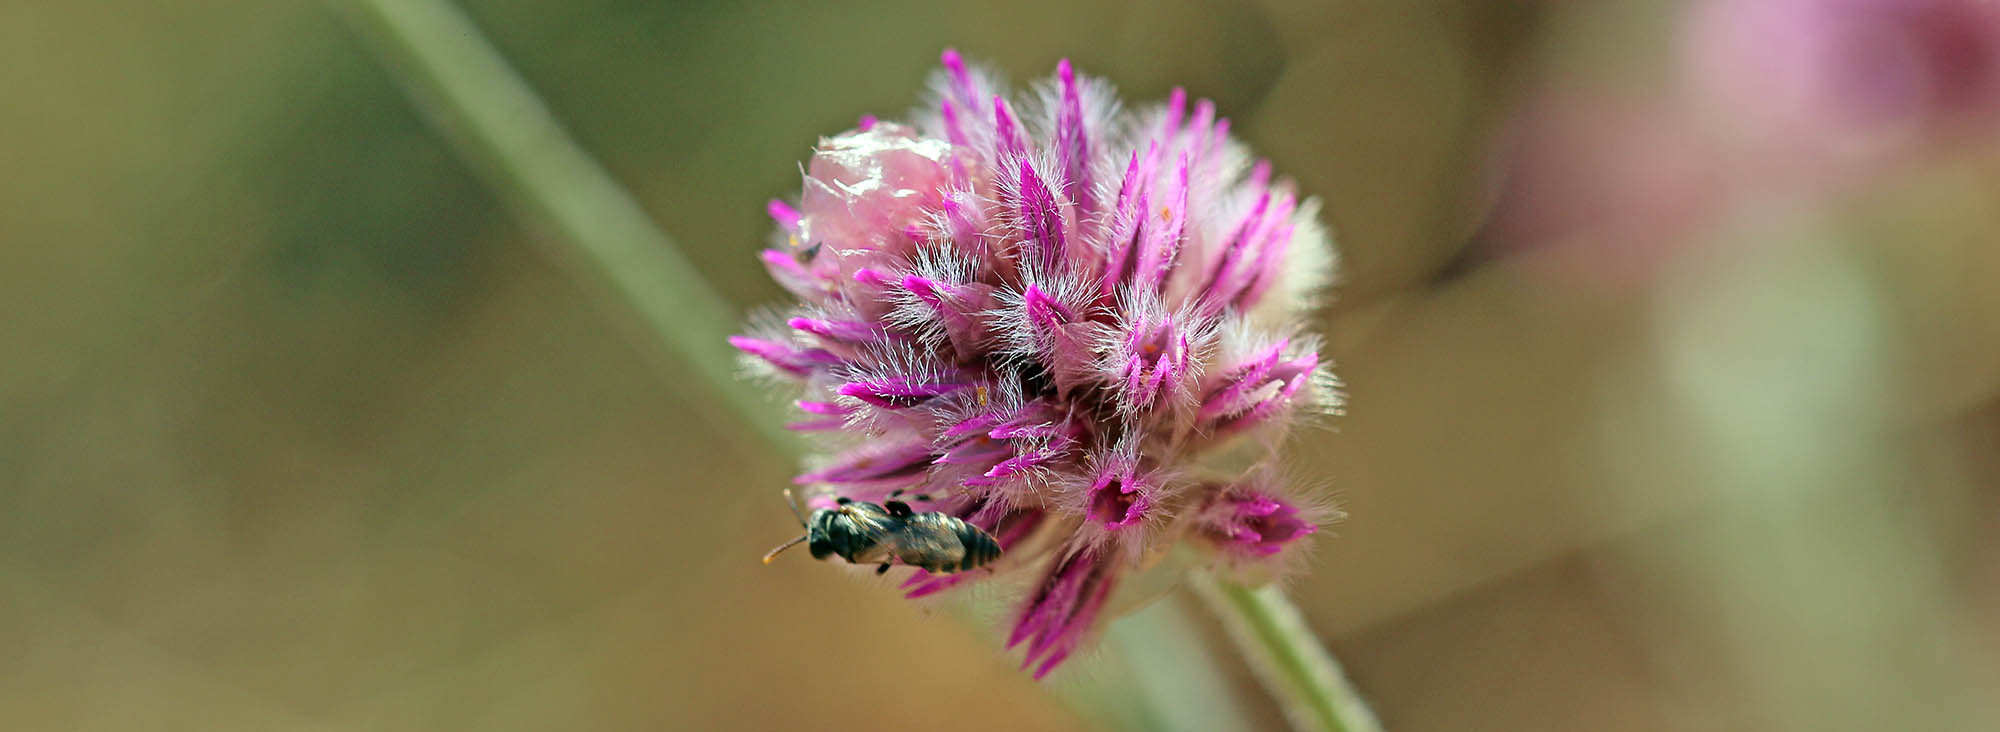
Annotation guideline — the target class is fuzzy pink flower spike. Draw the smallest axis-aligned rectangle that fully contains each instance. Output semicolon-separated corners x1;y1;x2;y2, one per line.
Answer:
738;50;1340;678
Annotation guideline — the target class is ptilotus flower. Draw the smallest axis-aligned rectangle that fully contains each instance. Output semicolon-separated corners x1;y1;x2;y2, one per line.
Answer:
738;50;1340;678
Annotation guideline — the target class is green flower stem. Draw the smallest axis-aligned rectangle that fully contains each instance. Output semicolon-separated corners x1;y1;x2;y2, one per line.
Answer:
334;0;798;454
338;1;1380;730
1192;573;1385;732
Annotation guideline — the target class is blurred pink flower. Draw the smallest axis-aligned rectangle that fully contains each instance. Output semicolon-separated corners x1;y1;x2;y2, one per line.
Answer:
737;51;1340;677
1474;88;1723;281
1683;0;2000;171
1472;0;2000;279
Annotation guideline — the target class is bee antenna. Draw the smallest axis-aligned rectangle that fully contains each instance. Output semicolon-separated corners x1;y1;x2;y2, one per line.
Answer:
762;534;809;565
781;487;808;527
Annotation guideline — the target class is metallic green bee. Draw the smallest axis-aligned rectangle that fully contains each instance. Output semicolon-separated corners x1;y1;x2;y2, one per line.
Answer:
762;489;1003;575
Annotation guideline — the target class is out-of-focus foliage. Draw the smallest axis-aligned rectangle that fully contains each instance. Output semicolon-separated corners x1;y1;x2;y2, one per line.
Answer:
4;1;1999;730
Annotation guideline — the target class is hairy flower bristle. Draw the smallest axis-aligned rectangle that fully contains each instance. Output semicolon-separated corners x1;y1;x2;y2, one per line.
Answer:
740;50;1341;678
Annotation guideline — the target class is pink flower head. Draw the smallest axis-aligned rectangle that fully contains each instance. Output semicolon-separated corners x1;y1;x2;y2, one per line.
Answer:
738;51;1339;678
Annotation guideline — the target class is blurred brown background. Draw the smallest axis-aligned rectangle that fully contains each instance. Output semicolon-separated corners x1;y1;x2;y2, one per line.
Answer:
6;0;1999;730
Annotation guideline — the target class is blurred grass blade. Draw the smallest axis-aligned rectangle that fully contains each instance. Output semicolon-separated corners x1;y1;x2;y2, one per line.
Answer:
1194;573;1385;732
333;0;797;453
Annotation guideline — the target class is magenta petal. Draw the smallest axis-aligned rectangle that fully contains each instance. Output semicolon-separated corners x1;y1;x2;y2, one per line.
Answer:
837;377;969;409
728;335;836;377
787;316;885;343
984;450;1050;479
936;436;1013;466
766;199;801;230
796;440;939;487
902;273;950;309
941;48;974;104
1206;117;1231;161
940;192;989;262
851;267;893;288
1201;190;1271;308
987;414;1059;440
1206;490;1318;557
786;416;849;431
1007;556;1086;648
984;427;1073;479
1008;549;1119;678
759;249;823;300
939;97;967;148
1055;58;1093;215
902;570;975;598
1016;159;1068;266
1162;87;1188;140
1198;340;1288;422
1103;140;1163;288
1238;218;1297;308
796;400;851;416
1098;150;1145;293
1133;152;1190;292
1231;193;1298;308
941;410;1006;441
1202;186;1297;310
1213;352;1317;434
902;274;992;354
1086;468;1150;529
1187;98;1216;151
1116;314;1186;414
1021;284;1078;329
993;95;1027;161
1032;648;1075;680
1248;159;1272;189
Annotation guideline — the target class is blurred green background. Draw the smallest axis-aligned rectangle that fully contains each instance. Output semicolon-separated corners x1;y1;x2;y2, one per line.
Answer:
6;0;1999;730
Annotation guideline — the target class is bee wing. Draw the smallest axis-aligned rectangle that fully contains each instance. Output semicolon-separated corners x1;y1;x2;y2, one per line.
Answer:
886;513;968;570
832;504;901;564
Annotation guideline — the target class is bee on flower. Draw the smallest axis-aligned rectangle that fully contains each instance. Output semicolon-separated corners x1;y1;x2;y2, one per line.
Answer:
735;50;1341;678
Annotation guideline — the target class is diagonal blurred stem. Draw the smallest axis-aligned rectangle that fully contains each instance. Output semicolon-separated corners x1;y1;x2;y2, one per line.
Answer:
1193;573;1385;732
335;1;1379;730
333;0;798;454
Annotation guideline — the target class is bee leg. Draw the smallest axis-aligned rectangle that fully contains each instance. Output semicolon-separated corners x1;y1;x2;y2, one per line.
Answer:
876;563;892;576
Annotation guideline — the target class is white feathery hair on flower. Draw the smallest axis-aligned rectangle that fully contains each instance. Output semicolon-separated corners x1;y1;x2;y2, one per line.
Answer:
738;49;1339;678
